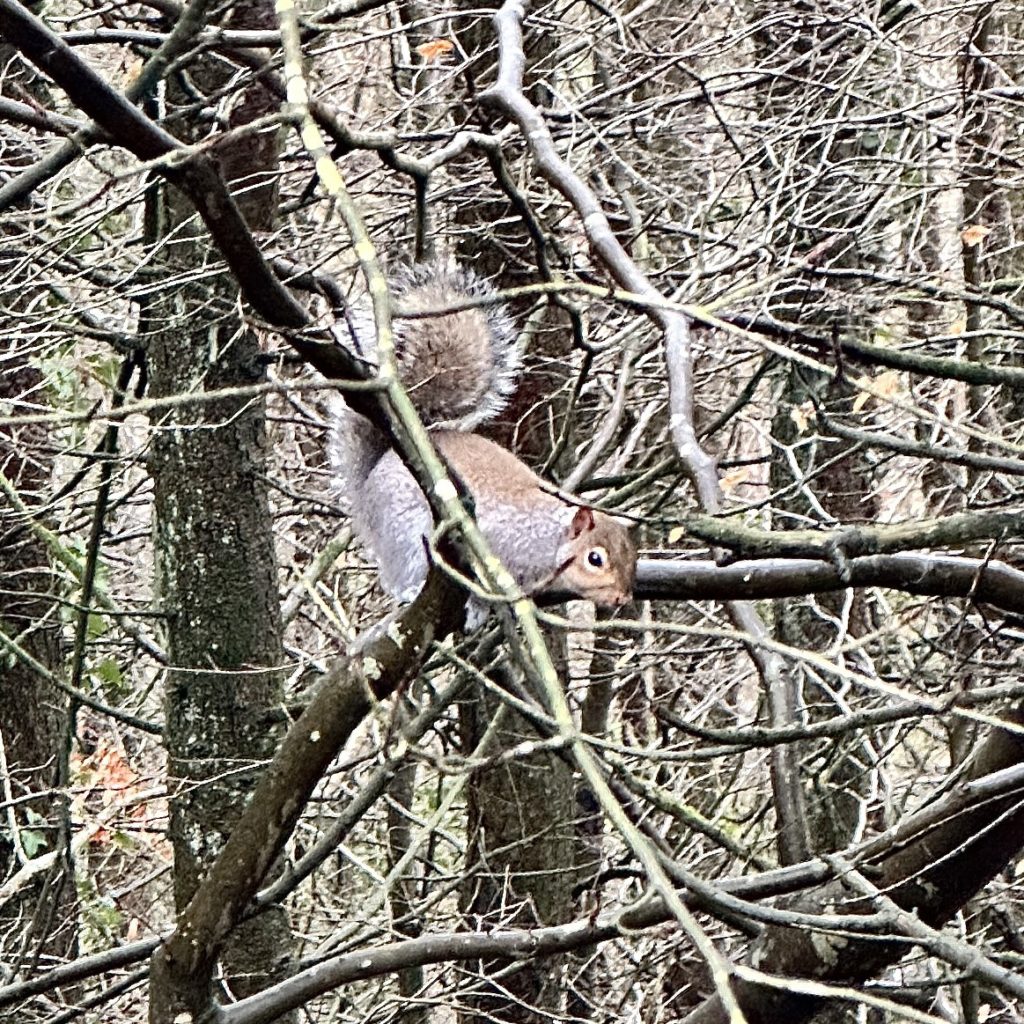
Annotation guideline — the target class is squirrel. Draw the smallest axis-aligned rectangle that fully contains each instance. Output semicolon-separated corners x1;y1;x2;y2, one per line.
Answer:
328;263;636;619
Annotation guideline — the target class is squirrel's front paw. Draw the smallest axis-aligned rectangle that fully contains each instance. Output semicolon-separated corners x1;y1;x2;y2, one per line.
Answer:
394;585;423;604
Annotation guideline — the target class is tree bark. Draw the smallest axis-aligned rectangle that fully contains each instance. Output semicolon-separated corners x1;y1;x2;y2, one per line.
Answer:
145;0;294;1012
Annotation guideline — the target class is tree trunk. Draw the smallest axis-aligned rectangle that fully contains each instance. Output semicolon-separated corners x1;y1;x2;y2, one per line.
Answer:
145;0;294;1011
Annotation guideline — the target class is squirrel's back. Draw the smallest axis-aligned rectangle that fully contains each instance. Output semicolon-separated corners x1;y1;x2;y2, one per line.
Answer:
355;431;635;609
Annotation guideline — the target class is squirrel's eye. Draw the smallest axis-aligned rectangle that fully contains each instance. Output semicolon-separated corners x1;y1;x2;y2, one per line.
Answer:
587;547;607;569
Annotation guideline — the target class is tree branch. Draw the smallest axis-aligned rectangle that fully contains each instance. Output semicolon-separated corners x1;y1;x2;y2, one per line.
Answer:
636;553;1024;615
682;510;1024;563
683;709;1024;1024
148;568;465;1019
0;0;311;331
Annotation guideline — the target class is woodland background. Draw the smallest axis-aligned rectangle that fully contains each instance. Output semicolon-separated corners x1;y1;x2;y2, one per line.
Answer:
3;0;1024;1021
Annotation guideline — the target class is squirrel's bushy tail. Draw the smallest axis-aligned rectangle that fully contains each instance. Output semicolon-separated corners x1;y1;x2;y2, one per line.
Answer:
354;263;521;430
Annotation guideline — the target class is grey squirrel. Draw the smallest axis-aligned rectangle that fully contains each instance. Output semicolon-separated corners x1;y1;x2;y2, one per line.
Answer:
328;263;636;617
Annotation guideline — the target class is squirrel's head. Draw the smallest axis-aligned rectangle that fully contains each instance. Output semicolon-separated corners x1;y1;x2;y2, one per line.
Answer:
556;507;636;608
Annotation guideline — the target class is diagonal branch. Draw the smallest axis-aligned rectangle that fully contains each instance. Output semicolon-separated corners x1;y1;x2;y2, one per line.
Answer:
482;0;812;865
148;569;465;1019
683;709;1024;1024
0;0;311;332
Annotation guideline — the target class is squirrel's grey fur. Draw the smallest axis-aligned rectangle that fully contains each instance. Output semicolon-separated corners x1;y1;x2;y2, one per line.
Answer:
338;263;520;430
329;263;636;618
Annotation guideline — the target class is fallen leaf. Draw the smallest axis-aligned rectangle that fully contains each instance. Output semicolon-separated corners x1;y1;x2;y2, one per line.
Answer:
720;467;750;494
853;370;901;412
790;400;815;432
961;223;992;247
416;38;454;61
874;369;901;397
121;56;144;86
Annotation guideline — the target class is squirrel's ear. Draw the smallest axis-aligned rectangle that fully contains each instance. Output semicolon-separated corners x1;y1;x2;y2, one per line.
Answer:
568;506;595;539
